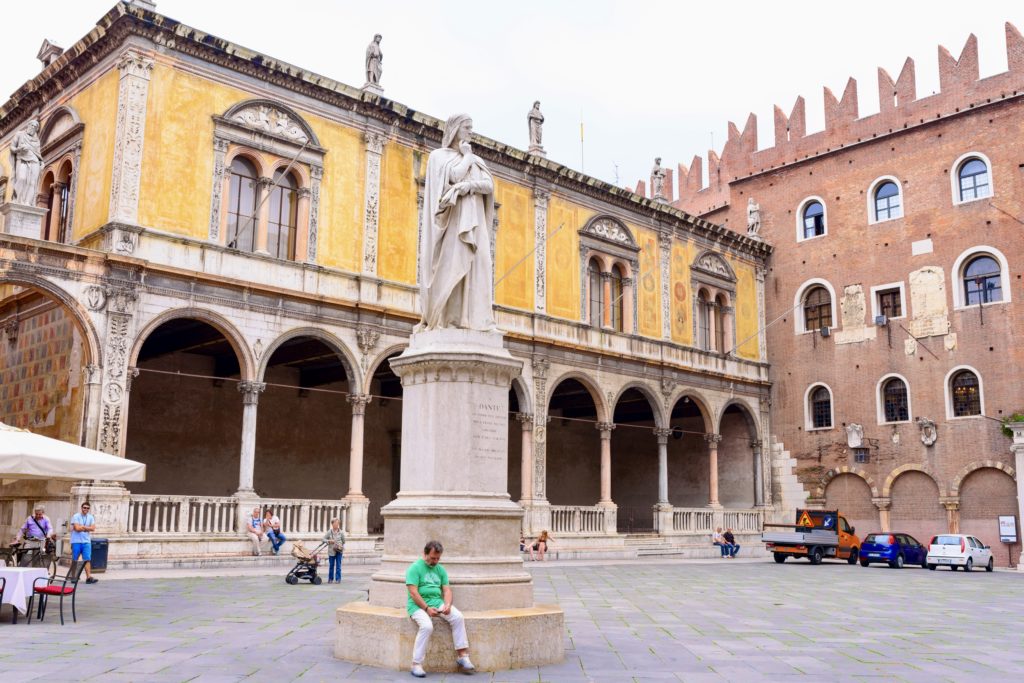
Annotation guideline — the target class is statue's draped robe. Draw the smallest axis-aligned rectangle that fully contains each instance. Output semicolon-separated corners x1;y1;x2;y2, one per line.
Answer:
365;44;382;84
10;131;42;205
419;147;496;331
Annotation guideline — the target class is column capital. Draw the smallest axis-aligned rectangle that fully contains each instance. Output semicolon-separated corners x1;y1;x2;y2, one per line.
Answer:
238;381;267;405
704;433;723;446
750;439;763;450
940;498;960;512
516;412;535;427
871;496;892;511
256;176;275;190
596;422;616;436
653;427;673;441
346;393;372;415
125;366;141;393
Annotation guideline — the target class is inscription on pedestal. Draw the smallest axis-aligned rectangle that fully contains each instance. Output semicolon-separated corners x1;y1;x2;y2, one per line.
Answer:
472;402;506;462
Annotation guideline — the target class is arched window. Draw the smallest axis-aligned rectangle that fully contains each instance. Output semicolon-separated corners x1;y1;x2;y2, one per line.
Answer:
873;181;902;221
268;170;298;260
697;289;711;350
958;158;990;202
609;264;624;332
714;294;727;352
803;286;832;331
810;386;832;429
962;255;1002;305
588;259;603;328
950;370;981;417
802;200;825;239
226;157;258;252
882;377;909;423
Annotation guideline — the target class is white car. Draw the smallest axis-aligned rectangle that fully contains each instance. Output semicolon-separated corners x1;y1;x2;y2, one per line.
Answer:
926;534;994;572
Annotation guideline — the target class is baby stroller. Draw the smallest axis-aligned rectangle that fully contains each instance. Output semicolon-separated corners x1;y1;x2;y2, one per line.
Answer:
285;540;327;585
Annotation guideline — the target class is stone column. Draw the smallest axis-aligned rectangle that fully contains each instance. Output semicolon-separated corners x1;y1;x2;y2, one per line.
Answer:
658;232;672;339
942;499;961;534
81;364;103;451
705;433;722;507
254;177;273;255
527;359;552;534
109;49;154;225
1009;423;1024;570
97;286;139;456
752;439;765;507
361;132;385;275
294;186;312;262
873;497;892;532
46;182;66;241
344;393;371;536
597;422;616;504
653;427;673;534
600;272;612;328
517;413;534;503
236;381;266;494
533;188;549;313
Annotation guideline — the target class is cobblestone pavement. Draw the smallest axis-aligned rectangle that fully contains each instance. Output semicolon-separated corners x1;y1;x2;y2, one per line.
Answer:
1;558;1023;682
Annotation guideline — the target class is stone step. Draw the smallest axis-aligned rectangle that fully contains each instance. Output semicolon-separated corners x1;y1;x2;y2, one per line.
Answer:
102;551;381;571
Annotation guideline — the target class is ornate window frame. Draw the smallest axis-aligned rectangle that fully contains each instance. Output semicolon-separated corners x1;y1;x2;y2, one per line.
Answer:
577;215;639;332
945;365;985;420
37;105;84;244
793;278;837;334
690;250;736;354
208;99;326;262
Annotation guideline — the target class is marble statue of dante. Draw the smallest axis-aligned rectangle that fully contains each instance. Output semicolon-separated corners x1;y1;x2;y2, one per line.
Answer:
746;197;761;235
418;114;497;332
651;157;665;198
9;120;42;206
365;34;383;85
527;101;544;147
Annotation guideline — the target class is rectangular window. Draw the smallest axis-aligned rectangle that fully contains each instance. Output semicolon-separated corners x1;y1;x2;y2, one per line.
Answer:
853;447;870;463
877;288;902;319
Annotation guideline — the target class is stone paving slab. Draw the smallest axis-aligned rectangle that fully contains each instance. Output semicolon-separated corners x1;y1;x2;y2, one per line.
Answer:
0;559;1022;682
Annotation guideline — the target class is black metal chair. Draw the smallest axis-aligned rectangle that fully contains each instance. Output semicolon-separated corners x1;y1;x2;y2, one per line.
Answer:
27;561;84;625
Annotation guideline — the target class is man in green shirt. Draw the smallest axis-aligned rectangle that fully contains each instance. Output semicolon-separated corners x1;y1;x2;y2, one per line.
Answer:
406;540;474;677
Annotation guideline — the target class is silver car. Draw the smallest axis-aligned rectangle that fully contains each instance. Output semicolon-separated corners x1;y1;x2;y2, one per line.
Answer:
926;534;994;572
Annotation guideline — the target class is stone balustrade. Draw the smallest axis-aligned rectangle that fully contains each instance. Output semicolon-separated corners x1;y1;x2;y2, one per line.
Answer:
126;495;347;536
724;509;764;533
672;507;715;534
549;505;615;534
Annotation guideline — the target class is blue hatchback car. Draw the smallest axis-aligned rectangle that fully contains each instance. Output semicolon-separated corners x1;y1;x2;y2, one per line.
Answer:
859;533;928;568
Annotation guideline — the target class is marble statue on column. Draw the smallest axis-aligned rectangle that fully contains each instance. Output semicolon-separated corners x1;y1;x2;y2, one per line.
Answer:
746;197;762;239
364;34;383;94
651;157;666;202
9;120;42;206
527;101;545;156
417;113;497;332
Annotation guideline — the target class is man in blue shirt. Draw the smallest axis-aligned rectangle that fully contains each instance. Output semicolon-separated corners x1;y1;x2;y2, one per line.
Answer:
405;540;474;677
70;501;99;583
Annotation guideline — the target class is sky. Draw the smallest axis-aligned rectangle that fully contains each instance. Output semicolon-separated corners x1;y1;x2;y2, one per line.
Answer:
3;1;1024;191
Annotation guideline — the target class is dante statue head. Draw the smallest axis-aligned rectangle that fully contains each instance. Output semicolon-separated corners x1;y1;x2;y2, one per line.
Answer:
441;113;473;149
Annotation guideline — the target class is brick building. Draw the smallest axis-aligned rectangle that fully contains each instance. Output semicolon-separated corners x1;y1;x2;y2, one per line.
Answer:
666;26;1024;565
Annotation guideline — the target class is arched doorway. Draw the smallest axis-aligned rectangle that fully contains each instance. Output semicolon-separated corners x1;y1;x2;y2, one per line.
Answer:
889;471;944;546
546;378;601;506
126;318;244;496
365;352;404;533
960;468;1020;567
717;403;757;508
611;388;658;532
824;474;878;538
254;335;351;499
666;395;710;507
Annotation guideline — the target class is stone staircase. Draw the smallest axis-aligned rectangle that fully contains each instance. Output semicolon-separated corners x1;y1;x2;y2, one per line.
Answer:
771;438;810;522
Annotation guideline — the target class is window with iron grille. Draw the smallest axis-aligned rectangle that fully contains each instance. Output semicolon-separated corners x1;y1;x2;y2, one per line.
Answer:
877;288;902;319
810;386;832;429
882;378;909;422
853;447;870;463
951;370;981;417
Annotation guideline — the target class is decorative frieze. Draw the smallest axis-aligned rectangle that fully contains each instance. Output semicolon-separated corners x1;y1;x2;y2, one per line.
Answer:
308;164;323;262
109;50;154;225
532;357;550;500
208;136;230;241
533;189;549;312
362;131;386;275
658;232;672;339
97;285;138;454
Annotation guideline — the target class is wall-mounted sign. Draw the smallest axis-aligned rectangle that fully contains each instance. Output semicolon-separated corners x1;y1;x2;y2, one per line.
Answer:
998;515;1017;543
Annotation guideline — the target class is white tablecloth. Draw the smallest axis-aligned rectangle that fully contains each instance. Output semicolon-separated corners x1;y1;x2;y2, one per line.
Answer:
0;566;49;614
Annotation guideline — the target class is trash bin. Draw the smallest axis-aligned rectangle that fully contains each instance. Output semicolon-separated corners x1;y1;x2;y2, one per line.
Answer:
90;538;109;573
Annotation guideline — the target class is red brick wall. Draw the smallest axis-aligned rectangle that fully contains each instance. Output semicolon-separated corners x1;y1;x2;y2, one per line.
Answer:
824;473;879;540
889;472;946;547
959;467;1021;567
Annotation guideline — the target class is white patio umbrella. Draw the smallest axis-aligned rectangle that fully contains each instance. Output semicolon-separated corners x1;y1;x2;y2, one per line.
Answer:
0;422;146;485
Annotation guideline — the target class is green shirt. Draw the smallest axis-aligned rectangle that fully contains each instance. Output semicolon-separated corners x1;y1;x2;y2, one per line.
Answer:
405;558;449;615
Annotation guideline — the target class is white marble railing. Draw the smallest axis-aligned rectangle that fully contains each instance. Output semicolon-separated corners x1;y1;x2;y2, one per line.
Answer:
672;507;715;533
549;505;612;534
126;495;347;536
724;509;764;533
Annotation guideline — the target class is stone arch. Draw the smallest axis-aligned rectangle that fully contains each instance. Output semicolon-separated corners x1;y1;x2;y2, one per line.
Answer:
0;274;102;367
716;398;759;440
666;389;714;433
363;342;409;393
546;371;609;422
822;471;880;538
510;375;532;415
882;464;944;498
222;99;321;147
958;464;1020;566
256;326;361;394
224;147;271;178
130;307;255;382
610;381;665;428
39;105;82;148
816;466;878;499
950;460;1016;496
580;214;638;249
691;250;737;283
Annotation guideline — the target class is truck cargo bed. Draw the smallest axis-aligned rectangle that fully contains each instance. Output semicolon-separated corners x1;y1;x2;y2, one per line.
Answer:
761;529;838;545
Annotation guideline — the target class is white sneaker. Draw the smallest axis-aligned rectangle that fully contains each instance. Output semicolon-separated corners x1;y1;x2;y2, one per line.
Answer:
456;655;475;673
410;664;426;678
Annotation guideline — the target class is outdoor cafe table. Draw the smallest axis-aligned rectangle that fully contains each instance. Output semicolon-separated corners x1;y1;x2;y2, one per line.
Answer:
0;566;49;623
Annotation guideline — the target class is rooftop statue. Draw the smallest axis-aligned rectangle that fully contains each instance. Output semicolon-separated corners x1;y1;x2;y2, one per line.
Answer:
365;34;383;87
527;101;544;152
9;120;42;206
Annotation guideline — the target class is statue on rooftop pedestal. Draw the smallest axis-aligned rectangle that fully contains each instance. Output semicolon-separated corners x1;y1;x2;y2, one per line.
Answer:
9;120;42;206
651;157;666;202
364;34;383;93
747;197;762;238
527;101;545;156
417;113;497;332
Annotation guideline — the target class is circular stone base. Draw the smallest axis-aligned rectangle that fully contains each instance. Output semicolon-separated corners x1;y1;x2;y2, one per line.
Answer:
335;601;564;672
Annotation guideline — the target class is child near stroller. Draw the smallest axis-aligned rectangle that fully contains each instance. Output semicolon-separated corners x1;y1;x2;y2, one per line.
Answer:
285;540;328;585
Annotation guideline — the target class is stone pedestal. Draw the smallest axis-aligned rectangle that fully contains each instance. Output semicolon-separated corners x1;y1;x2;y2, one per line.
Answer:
363;83;384;96
70;481;131;536
528;144;546;157
0;202;46;239
1008;423;1024;571
335;329;564;670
